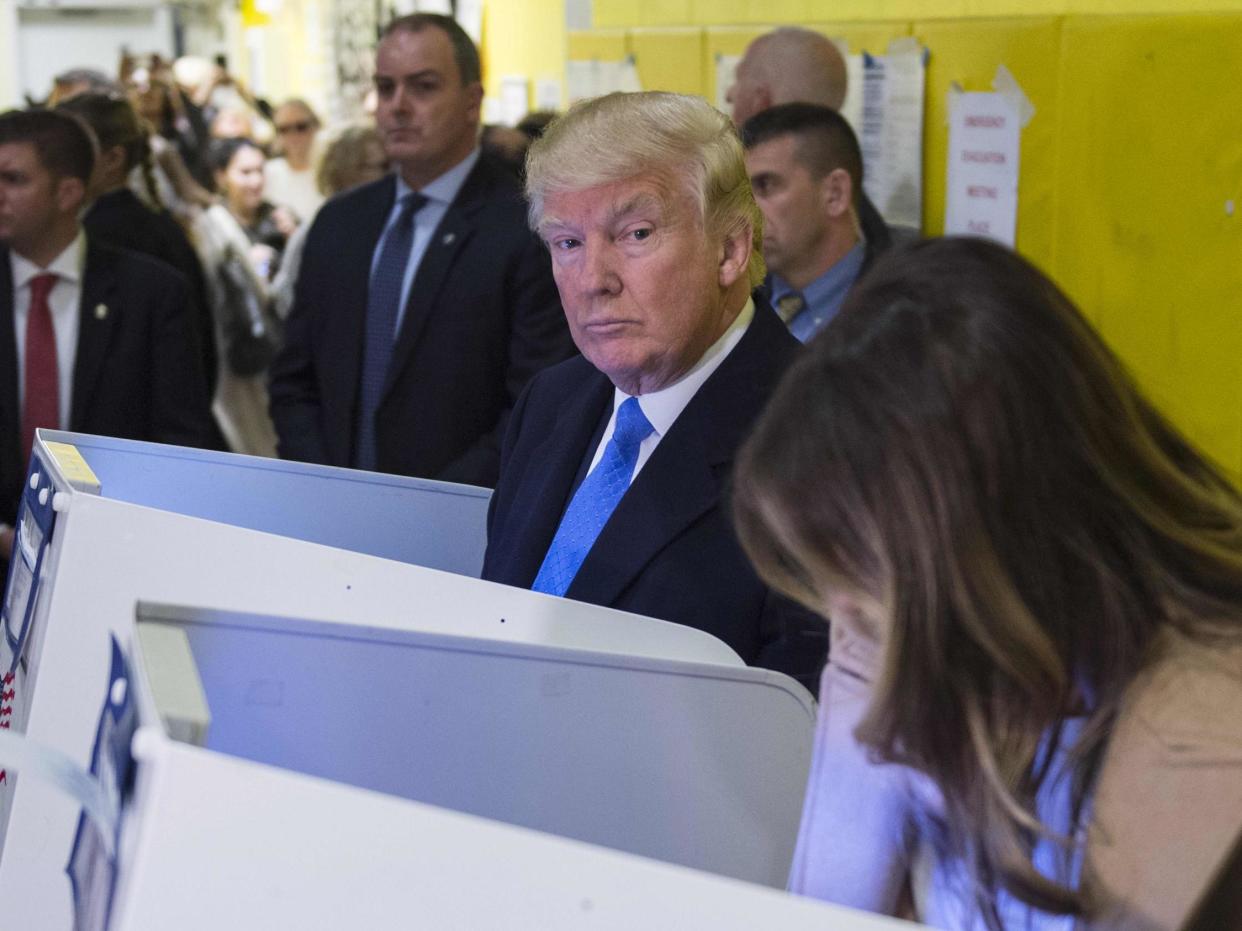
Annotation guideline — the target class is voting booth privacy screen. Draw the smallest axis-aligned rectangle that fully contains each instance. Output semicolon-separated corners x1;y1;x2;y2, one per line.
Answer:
0;433;825;930
132;603;814;882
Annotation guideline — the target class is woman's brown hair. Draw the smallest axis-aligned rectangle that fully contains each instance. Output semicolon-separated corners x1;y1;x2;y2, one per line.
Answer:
733;236;1242;926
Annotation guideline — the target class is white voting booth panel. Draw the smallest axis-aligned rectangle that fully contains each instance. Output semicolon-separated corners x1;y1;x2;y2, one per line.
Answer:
35;429;494;575
110;728;912;931
133;605;813;886
0;435;749;930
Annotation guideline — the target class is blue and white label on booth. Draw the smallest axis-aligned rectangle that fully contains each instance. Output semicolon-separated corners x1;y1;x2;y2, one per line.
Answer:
0;456;58;832
2;456;57;670
67;636;136;931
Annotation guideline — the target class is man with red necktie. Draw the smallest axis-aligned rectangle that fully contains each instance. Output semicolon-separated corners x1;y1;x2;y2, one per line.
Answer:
0;109;214;564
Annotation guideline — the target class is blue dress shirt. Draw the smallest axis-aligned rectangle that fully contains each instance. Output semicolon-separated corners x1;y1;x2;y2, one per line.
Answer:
769;242;867;343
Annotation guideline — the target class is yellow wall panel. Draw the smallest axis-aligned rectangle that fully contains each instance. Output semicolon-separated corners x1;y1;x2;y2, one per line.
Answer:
597;0;694;28
1053;14;1242;474
744;1;950;21
629;28;707;97
809;20;913;53
704;26;766;57
1065;0;1242;11
482;0;566;107
739;0;813;23
914;17;1062;273
597;0;1242;28
567;30;630;61
693;0;753;26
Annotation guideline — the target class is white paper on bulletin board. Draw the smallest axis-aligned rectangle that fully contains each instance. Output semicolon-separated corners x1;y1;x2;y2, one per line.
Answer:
455;0;483;44
499;75;529;125
857;40;926;232
878;39;927;230
944;90;1021;246
567;58;641;104
839;53;865;134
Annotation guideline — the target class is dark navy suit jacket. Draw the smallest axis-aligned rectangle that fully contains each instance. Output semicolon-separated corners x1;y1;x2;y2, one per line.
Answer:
1;238;215;524
268;154;573;488
481;301;828;691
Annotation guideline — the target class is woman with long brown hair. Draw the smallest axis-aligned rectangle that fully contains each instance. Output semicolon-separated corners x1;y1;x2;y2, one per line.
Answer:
733;236;1242;929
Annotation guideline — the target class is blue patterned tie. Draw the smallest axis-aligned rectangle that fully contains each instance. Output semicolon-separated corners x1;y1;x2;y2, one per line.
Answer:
532;397;655;597
354;192;428;471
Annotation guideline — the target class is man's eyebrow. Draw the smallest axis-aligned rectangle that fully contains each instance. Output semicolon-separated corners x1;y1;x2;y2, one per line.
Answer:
537;216;574;237
374;68;441;84
608;193;664;223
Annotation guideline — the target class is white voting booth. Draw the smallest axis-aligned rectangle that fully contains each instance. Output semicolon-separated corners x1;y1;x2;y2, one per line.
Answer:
0;432;848;929
103;672;913;930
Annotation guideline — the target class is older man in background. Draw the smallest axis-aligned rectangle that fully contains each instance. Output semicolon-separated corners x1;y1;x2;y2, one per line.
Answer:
728;26;894;255
482;92;827;690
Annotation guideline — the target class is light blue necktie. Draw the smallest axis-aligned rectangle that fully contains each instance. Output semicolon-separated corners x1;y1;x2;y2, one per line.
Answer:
531;397;655;597
354;191;428;471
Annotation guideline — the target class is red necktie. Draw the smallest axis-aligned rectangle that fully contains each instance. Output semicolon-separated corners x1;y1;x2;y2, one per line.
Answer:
21;273;59;464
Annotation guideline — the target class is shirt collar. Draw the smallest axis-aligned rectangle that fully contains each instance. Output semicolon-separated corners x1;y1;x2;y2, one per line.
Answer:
9;230;87;290
394;147;481;207
616;297;755;438
769;241;866;307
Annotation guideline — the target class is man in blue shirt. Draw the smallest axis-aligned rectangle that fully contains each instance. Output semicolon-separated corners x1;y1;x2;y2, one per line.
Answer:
742;103;883;342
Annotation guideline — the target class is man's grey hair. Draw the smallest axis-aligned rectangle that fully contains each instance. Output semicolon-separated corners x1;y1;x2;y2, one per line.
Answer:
525;91;765;289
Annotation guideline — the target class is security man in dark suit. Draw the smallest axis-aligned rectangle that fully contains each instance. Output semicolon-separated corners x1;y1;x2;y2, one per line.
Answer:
269;13;572;488
0;108;214;561
481;92;827;691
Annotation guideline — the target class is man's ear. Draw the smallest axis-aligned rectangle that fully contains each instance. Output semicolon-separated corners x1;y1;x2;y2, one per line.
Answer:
55;175;87;215
821;167;853;220
465;81;484;122
754;84;774;116
717;219;753;288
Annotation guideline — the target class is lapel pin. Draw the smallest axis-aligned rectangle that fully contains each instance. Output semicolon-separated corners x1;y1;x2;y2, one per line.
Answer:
94;304;108;320
442;232;456;246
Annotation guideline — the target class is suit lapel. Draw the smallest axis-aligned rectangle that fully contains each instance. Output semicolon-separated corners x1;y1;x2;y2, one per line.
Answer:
70;239;119;429
505;373;614;586
333;179;397;424
381;160;496;399
565;423;719;606
565;306;793;607
382;209;473;398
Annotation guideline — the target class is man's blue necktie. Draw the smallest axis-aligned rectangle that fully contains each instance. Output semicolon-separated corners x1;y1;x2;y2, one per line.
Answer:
531;397;655;597
354;191;428;471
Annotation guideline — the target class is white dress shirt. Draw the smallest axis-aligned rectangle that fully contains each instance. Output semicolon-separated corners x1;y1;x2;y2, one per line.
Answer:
10;232;86;432
587;297;756;479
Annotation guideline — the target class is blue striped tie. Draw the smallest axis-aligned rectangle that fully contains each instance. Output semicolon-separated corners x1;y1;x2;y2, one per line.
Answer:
532;397;655;597
354;192;428;471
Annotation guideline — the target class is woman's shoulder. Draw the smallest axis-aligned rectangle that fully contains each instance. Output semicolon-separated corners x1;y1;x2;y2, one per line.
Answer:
1124;631;1242;755
1082;631;1242;929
